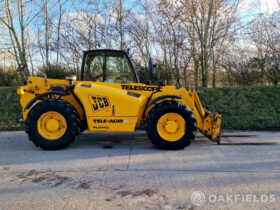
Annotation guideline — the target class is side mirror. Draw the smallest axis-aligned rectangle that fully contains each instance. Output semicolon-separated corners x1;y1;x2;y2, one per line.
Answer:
148;57;157;76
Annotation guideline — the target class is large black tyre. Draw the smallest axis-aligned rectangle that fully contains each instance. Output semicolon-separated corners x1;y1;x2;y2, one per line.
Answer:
146;101;197;150
25;99;81;150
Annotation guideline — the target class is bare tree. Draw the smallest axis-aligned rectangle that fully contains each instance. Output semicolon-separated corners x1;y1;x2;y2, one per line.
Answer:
44;0;50;70
0;0;30;78
184;0;240;87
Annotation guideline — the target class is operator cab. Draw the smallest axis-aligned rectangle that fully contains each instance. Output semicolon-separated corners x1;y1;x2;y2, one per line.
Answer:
81;50;139;84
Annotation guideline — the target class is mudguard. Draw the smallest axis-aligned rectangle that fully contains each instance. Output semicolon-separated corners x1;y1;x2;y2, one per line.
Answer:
146;95;182;108
24;91;68;111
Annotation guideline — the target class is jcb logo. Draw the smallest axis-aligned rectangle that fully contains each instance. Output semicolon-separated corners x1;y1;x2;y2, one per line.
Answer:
90;95;110;112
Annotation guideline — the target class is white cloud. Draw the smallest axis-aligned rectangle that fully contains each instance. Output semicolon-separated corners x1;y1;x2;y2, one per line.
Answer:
240;0;280;14
258;0;279;13
238;0;280;22
239;0;255;14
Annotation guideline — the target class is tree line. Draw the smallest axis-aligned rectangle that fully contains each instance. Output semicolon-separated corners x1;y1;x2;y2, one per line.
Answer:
0;0;280;87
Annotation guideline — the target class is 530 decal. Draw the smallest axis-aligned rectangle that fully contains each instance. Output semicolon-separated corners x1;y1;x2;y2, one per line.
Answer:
89;95;110;112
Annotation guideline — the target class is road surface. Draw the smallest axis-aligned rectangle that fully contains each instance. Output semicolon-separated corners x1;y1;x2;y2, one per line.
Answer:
0;130;279;209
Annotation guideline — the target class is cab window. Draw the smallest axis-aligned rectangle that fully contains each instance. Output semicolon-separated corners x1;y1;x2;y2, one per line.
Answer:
83;51;136;83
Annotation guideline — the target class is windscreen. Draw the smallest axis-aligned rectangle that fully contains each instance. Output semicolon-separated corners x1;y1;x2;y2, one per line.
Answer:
83;51;136;83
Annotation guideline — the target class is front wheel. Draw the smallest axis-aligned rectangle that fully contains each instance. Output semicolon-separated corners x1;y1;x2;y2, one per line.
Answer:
25;99;81;150
146;102;197;150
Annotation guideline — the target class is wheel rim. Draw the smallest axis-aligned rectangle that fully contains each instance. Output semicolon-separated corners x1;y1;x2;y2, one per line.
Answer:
37;111;67;140
157;113;185;142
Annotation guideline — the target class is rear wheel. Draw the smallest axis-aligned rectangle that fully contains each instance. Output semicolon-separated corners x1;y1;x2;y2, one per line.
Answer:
25;99;81;150
146;101;197;150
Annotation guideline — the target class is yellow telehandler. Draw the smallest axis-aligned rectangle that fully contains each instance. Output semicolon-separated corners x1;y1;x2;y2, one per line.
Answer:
17;49;221;150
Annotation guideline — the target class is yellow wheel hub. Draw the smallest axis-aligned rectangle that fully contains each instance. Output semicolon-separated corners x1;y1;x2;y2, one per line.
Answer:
157;113;185;142
46;119;60;132
37;111;67;140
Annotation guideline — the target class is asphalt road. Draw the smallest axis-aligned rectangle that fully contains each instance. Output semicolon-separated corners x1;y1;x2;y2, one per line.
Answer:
0;130;279;210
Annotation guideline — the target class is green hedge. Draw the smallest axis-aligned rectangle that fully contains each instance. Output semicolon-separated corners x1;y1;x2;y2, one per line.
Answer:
0;87;22;131
197;86;280;130
0;86;279;131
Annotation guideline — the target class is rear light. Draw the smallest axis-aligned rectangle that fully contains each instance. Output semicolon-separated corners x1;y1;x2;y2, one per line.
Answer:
17;87;25;95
